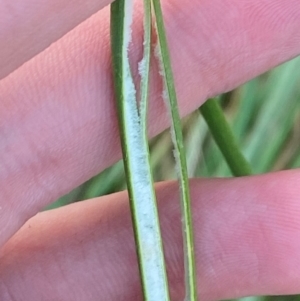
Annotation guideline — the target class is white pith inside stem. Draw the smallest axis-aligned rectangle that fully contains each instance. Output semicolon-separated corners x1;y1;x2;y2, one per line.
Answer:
121;1;170;300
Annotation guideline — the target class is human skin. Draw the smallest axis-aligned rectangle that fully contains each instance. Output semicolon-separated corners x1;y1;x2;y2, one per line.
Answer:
0;0;300;300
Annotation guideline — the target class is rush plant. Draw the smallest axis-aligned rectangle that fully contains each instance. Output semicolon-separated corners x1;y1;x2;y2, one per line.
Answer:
110;1;252;301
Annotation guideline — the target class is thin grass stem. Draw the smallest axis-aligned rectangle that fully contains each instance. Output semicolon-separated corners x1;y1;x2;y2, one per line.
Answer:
200;98;252;176
151;1;198;300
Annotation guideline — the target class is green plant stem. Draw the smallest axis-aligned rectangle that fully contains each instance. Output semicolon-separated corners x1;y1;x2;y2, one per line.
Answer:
151;1;198;300
110;1;170;300
200;98;252;176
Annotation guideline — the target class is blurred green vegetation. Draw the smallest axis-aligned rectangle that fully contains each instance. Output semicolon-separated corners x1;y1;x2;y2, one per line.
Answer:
47;55;300;300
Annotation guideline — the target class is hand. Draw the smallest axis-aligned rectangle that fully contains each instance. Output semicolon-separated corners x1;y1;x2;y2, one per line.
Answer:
1;0;300;300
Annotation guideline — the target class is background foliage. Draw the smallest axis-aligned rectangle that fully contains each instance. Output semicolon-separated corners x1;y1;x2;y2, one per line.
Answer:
47;55;300;301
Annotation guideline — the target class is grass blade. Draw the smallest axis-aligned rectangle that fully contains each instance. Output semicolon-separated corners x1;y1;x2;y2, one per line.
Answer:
151;1;198;300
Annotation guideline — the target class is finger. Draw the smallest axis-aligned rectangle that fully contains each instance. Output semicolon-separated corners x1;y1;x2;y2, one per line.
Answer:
1;170;300;300
0;0;111;79
1;0;300;247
